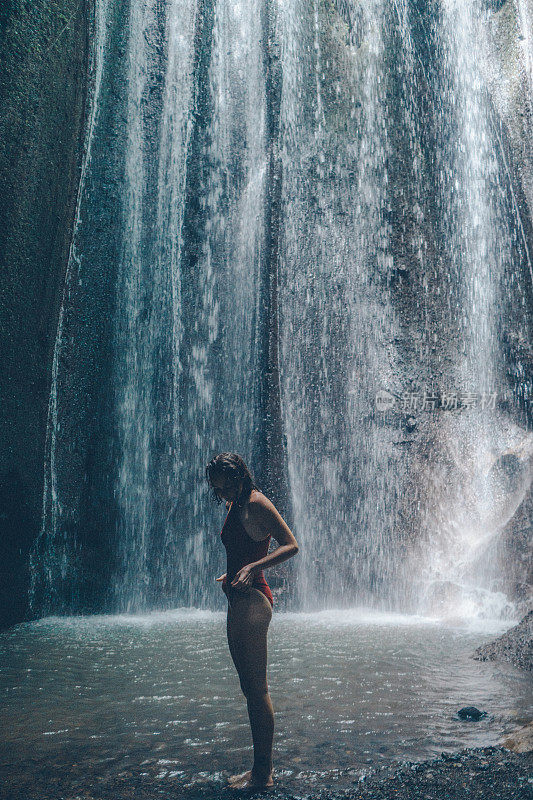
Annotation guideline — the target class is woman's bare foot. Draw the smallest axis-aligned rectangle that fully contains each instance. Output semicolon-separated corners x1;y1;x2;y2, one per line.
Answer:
227;769;274;789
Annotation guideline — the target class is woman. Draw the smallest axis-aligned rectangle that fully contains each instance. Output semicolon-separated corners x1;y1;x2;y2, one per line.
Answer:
205;452;299;790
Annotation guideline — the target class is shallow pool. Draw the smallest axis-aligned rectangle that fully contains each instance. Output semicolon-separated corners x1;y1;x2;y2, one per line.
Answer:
0;608;530;795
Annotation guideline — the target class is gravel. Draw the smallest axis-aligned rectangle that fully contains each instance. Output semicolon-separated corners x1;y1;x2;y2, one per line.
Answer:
1;744;531;800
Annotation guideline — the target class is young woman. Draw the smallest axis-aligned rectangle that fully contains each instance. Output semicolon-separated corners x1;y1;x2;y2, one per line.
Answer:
205;452;299;790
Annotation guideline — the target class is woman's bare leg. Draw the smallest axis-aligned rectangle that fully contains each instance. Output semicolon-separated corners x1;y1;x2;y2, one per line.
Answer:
226;587;274;788
226;606;244;682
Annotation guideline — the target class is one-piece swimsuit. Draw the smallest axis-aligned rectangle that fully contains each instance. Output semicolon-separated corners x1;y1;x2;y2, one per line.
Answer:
220;500;274;608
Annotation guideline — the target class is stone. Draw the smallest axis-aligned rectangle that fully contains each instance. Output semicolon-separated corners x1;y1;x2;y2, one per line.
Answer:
457;707;487;721
501;721;533;753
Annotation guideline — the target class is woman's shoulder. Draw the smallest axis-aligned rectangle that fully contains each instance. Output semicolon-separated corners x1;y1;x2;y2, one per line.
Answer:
248;488;267;504
247;490;278;515
240;490;274;540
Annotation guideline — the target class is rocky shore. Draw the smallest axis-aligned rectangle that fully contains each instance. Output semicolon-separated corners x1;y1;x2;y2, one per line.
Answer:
1;741;531;800
300;746;533;800
473;610;533;672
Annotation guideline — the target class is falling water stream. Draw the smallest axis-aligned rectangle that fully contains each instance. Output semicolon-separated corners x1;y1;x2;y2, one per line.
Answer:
278;0;405;610
408;0;533;621
28;0;532;620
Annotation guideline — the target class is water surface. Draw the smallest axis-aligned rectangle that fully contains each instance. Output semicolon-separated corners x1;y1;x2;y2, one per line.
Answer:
1;609;530;794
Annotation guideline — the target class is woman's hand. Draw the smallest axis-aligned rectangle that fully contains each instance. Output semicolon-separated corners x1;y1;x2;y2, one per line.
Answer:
230;565;255;591
215;573;227;587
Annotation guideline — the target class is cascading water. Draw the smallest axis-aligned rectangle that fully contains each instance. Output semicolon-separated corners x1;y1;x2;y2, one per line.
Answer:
111;0;198;611
409;0;533;621
30;0;269;615
277;0;533;618
515;0;533;95
112;0;268;611
277;0;407;610
29;0;532;621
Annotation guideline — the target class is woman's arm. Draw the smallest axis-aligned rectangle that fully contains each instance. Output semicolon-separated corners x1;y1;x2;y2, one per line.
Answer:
230;495;298;588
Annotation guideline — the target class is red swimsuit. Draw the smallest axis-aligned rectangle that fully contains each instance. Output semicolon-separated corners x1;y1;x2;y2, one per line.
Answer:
220;500;274;608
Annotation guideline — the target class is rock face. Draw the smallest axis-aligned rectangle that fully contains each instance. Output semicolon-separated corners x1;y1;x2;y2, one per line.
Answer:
473;610;533;671
501;721;533;754
0;1;90;629
484;0;533;234
497;477;533;618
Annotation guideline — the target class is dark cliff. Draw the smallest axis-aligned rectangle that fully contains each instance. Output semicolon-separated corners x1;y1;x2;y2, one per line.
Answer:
0;0;90;629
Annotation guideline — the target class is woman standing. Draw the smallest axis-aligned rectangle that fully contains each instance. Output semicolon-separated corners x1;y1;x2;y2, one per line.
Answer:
205;452;299;790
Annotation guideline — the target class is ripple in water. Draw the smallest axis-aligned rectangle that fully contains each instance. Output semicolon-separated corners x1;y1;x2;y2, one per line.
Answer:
0;611;530;795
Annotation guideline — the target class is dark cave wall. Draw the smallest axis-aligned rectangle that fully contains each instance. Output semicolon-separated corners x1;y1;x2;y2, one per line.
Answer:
0;0;90;629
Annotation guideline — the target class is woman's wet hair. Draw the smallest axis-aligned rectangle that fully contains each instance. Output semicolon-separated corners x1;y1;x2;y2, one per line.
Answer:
205;452;260;506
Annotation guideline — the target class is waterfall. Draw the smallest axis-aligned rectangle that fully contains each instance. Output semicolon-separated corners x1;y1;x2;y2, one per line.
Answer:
30;0;269;614
277;0;408;610
111;0;198;611
410;0;533;621
111;0;267;611
30;0;532;619
515;0;533;96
